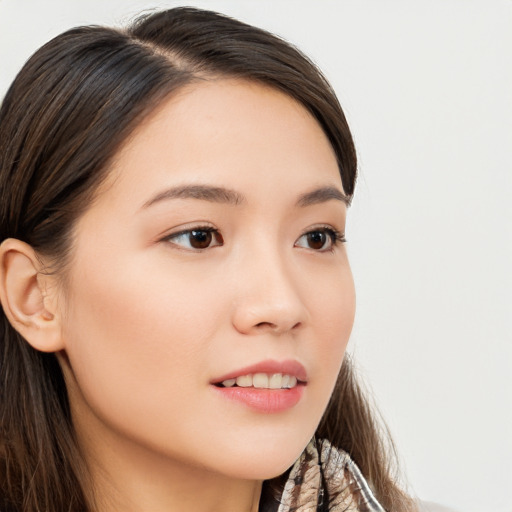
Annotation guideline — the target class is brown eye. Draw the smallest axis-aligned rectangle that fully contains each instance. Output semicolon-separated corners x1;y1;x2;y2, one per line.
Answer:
295;228;344;252
165;228;224;250
189;230;213;249
306;231;327;250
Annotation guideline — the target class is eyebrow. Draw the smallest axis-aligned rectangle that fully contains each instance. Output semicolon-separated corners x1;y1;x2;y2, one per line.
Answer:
296;186;350;207
142;184;245;208
142;184;349;209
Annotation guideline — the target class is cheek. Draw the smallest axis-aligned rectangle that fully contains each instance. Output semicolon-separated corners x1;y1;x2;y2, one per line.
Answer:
320;273;355;360
65;247;222;350
308;266;355;400
59;250;224;431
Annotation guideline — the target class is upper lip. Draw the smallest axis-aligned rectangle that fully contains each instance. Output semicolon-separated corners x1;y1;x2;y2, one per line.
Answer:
211;359;308;384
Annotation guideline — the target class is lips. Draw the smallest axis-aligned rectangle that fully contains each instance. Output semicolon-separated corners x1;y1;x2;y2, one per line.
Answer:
211;359;308;385
210;359;307;413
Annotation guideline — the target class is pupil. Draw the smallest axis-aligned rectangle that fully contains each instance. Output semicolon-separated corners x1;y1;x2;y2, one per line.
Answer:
308;231;326;249
190;230;212;249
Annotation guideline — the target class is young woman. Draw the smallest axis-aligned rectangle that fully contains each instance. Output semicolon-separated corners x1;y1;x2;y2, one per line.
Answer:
0;7;416;512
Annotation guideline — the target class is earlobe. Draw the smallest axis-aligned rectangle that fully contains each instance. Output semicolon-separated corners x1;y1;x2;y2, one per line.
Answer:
0;238;64;352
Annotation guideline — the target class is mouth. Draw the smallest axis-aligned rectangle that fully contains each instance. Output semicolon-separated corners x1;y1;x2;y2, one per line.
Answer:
211;360;307;413
211;359;307;390
215;372;304;390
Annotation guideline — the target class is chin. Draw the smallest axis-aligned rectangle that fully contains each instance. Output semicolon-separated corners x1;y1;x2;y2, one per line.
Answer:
211;435;312;481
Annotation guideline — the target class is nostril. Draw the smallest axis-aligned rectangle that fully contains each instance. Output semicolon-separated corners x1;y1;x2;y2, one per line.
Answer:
255;321;276;329
254;321;302;331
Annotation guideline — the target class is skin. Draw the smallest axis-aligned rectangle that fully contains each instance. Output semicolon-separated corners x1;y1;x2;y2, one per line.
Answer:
4;79;356;511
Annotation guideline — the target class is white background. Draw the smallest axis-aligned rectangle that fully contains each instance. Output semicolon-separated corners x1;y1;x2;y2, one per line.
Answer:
1;1;510;511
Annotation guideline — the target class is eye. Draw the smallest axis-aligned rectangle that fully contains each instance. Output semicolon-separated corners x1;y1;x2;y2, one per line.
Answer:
163;227;224;250
295;227;345;252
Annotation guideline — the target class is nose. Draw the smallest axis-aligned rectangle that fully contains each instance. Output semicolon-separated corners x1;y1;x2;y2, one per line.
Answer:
230;248;307;336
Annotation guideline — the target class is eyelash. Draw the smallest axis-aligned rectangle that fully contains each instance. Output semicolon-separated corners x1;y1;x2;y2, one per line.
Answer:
161;225;346;252
295;226;346;253
161;226;224;250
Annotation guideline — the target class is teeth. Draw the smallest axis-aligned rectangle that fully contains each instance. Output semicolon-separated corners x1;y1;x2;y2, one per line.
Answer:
253;373;269;388
235;375;252;387
268;373;282;389
221;373;299;389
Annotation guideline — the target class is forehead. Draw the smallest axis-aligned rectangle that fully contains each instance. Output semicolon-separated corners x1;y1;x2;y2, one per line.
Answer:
101;78;342;207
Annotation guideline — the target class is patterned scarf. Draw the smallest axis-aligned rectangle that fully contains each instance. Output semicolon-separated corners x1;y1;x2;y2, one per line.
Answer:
260;439;385;512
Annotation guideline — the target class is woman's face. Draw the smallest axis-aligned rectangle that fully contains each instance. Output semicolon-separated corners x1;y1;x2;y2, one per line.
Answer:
57;79;355;481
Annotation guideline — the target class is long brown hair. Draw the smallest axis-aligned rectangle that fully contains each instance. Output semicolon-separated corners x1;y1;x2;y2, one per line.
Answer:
0;7;414;511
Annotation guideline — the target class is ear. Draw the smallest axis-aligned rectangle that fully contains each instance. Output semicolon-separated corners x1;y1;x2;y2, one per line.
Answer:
0;238;64;352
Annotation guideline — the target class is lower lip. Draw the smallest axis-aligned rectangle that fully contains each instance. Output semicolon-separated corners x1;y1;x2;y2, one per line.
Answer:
212;385;304;413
